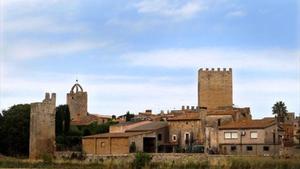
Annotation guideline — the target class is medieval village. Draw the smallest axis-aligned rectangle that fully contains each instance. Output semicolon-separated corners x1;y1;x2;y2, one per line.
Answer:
1;1;299;169
1;67;299;169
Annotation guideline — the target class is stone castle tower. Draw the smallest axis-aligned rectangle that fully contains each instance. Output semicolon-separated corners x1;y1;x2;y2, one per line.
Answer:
198;68;233;110
29;93;56;159
67;81;88;121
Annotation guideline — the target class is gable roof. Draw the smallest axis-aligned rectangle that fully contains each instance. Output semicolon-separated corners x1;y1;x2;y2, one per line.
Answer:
126;121;168;132
219;119;276;130
83;131;150;138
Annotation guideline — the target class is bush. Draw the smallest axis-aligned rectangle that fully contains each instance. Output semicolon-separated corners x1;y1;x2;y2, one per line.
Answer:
133;152;151;169
130;142;137;153
192;145;205;153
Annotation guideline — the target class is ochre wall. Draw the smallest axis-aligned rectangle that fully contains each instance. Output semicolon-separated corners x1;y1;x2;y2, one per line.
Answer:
198;68;232;110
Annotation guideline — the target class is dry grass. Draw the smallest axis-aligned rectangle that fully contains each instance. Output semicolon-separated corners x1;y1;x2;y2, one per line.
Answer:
1;155;300;169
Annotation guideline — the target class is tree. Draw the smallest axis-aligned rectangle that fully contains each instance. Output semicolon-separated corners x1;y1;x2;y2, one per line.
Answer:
55;105;70;136
0;104;31;156
112;115;116;120
272;101;288;123
125;111;134;122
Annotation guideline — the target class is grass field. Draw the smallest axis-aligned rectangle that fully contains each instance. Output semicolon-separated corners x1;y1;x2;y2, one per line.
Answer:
1;155;300;169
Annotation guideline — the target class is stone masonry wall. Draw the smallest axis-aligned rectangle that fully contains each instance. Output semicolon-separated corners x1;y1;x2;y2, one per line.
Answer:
67;91;87;121
198;68;233;110
29;93;56;159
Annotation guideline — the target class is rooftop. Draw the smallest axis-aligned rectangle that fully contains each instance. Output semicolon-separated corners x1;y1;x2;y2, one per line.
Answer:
126;121;168;132
167;112;201;121
83;131;150;138
219;119;276;130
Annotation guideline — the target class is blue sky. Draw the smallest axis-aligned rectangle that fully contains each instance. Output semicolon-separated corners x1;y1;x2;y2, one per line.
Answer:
0;0;299;118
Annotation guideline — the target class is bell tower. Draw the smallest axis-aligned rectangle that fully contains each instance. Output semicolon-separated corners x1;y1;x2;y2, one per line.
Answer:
67;80;88;121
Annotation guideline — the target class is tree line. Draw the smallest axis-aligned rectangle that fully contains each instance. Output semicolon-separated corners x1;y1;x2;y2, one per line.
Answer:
0;104;117;157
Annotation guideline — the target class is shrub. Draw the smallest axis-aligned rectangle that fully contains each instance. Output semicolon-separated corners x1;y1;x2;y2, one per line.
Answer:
133;152;151;169
192;145;205;153
130;142;137;153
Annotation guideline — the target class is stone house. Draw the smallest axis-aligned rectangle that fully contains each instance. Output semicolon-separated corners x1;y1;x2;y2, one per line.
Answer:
167;112;205;151
205;107;252;151
82;121;168;155
218;119;281;156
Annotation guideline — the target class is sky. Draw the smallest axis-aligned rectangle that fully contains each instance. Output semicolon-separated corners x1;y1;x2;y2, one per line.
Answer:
0;0;299;118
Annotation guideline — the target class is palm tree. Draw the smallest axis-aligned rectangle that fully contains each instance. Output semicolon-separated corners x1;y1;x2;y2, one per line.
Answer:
272;101;288;123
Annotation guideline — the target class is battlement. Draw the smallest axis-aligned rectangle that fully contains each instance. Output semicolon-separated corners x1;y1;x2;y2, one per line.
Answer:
199;68;232;72
43;93;56;102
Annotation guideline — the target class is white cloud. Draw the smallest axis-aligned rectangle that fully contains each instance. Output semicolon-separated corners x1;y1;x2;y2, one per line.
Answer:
122;48;300;71
134;0;207;20
3;16;86;34
3;40;107;60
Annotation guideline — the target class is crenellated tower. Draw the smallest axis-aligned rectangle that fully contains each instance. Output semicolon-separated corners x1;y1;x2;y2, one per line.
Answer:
29;93;56;159
198;68;233;110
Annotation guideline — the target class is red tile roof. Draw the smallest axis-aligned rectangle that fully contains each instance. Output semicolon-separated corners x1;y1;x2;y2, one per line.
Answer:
71;114;111;126
83;131;151;138
219;119;276;129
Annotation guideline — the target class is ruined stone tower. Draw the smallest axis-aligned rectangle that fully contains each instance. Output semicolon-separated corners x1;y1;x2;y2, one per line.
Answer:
29;93;56;159
67;81;88;121
198;68;233;110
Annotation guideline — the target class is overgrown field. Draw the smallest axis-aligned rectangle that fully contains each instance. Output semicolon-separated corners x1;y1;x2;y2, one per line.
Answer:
1;155;300;169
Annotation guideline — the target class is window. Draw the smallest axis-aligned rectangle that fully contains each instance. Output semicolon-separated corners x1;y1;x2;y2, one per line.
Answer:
231;146;237;151
263;146;269;151
172;135;177;142
218;119;221;126
250;131;258;139
247;146;253;151
224;132;238;139
232;132;238;139
158;134;162;141
225;132;231;139
185;133;190;144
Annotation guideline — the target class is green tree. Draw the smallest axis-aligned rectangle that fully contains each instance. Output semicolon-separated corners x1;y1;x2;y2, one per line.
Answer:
272;101;288;123
125;111;134;122
55;105;70;136
0;104;30;156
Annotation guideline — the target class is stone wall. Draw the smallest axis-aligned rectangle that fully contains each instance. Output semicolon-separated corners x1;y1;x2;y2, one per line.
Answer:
67;91;88;121
168;119;204;147
219;144;279;156
198;68;232;110
29;93;56;159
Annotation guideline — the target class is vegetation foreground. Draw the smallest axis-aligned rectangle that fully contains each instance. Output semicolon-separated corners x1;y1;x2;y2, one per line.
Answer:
1;154;300;169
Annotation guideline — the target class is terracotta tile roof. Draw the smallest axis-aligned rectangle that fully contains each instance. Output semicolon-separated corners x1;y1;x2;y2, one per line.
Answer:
167;112;201;121
113;120;150;127
126;121;168;132
83;131;150;138
219;119;276;129
71;114;111;126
